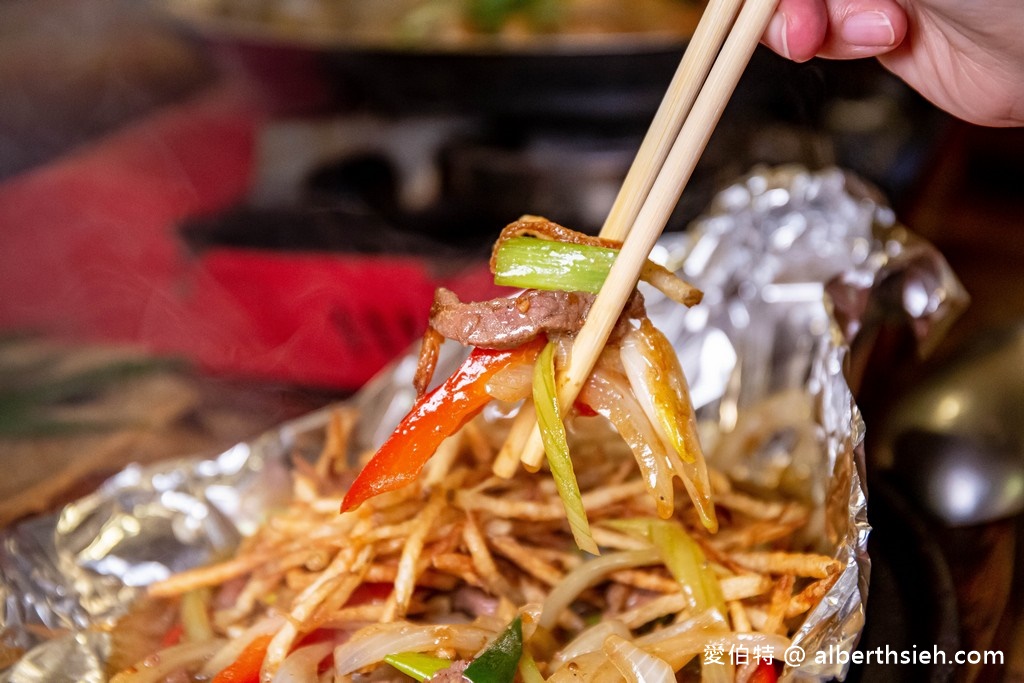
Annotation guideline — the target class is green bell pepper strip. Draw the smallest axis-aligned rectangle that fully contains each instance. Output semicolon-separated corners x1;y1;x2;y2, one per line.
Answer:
463;616;524;683
383;617;523;683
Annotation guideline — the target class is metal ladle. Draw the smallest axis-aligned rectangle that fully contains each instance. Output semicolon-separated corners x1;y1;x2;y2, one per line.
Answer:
875;322;1024;526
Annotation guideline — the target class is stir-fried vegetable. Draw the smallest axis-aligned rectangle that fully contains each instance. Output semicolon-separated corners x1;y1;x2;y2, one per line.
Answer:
210;634;271;683
111;640;227;683
578;354;677;518
619;320;718;532
347;219;712;538
384;617;523;683
342;338;545;511
494;236;619;294
383;652;452;681
518;650;546;683
621;318;702;464
534;341;598;555
179;588;213;643
336;623;493;675
199;617;284;678
108;217;844;683
604;634;675;683
463;616;524;683
750;660;780;683
608;518;725;617
540;548;661;631
491;226;702;308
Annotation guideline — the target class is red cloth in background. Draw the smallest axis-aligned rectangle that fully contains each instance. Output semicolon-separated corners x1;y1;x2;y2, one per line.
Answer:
183;249;440;388
0;85;255;338
0;83;492;389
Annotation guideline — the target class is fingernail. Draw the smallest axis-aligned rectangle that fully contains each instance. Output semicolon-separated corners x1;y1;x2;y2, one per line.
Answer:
841;11;896;47
767;12;790;60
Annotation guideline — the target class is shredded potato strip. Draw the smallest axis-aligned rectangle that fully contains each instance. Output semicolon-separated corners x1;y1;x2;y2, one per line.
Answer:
149;553;274;599
786;569;842;618
492;402;537;478
731;551;840;579
463;513;518;600
382;489;447;622
490;536;566;587
124;401;847;682
456;479;648;521
763;574;796;634
263;544;373;677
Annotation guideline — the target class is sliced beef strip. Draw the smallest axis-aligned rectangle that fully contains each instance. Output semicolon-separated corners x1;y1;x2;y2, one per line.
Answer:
427;659;470;682
413;287;646;395
429;287;646;350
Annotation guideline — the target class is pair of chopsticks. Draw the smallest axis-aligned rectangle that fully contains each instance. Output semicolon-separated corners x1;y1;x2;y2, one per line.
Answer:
506;0;781;473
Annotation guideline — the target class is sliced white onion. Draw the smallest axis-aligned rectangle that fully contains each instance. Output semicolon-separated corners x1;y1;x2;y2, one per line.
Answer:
552;619;632;665
334;622;491;675
604;634;675;683
633;609;727;648
620;324;716;531
539;548;659;631
619;335;673;450
485;362;534;402
272;641;334;683
632;611;732;673
109;639;225;683
702;660;735;683
579;362;676;518
547;650;625;683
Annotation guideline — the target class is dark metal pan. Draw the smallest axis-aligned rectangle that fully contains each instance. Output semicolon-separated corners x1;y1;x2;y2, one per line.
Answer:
156;0;700;121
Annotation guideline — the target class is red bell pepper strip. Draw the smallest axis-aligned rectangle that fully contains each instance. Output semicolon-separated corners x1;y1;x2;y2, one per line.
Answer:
342;338;545;511
160;623;184;647
211;634;273;683
749;659;779;683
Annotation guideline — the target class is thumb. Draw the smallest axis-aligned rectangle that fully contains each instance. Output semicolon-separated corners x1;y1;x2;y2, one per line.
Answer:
762;0;907;62
817;0;908;59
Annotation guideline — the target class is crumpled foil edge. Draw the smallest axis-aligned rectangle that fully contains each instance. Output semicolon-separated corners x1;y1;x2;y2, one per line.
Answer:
1;165;967;683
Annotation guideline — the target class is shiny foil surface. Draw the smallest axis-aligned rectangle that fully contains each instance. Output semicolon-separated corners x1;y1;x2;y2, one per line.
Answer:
0;166;967;682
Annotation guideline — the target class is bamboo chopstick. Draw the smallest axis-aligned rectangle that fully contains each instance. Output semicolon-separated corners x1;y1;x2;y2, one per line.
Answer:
513;0;781;473
599;0;745;242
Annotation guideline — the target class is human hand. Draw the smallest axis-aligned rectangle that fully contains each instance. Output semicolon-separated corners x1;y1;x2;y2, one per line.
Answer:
761;0;1024;127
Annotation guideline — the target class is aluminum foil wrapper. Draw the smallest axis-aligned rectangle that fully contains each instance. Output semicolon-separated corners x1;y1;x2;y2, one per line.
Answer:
0;166;967;682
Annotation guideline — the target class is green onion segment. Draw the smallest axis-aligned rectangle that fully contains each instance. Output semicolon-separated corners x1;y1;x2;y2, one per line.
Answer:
608;518;725;617
533;341;599;555
518;650;546;683
382;617;523;683
494;237;618;294
383;652;453;681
